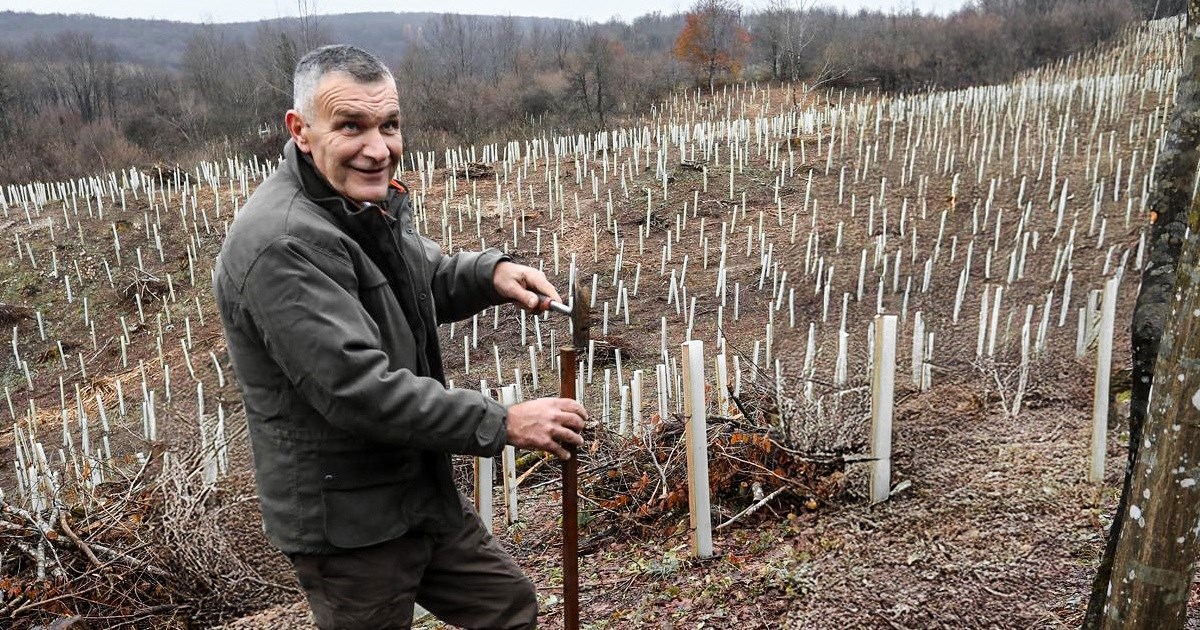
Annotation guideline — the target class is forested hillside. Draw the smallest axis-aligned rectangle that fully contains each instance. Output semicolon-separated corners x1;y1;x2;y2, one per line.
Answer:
0;0;1177;185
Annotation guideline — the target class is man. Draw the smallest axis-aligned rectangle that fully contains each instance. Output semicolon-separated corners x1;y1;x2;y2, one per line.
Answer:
214;44;586;629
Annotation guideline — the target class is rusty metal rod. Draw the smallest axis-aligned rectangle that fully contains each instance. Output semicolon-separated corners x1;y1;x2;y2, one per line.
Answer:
560;345;579;630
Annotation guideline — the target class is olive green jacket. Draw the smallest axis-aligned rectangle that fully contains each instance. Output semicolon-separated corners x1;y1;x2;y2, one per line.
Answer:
214;140;510;554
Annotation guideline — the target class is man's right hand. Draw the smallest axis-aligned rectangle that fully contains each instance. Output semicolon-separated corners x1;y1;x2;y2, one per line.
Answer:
505;398;587;460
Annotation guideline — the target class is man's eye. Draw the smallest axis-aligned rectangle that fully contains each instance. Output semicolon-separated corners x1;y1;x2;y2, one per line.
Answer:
341;122;359;132
382;121;400;133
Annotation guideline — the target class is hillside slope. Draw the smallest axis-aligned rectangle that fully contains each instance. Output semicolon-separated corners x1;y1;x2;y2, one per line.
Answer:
0;16;1186;630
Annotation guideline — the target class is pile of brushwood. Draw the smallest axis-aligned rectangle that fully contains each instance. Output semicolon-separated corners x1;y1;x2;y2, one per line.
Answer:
527;376;871;542
0;428;293;629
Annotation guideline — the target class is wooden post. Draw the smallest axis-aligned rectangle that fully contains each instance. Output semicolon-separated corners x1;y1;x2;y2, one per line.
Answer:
681;340;713;558
1090;275;1119;483
871;315;898;504
715;352;730;416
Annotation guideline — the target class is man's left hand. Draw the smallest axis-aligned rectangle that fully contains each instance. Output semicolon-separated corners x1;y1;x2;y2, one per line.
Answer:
493;261;560;313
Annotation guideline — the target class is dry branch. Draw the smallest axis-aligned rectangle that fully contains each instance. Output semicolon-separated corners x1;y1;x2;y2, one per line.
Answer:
0;430;293;628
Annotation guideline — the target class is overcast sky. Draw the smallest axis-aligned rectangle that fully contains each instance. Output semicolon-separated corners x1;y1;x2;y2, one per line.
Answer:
1;0;970;23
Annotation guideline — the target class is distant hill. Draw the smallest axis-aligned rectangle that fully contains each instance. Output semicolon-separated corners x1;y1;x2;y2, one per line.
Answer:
0;11;576;69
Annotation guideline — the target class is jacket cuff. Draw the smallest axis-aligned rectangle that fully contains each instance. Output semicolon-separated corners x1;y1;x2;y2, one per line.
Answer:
476;248;513;306
472;394;510;457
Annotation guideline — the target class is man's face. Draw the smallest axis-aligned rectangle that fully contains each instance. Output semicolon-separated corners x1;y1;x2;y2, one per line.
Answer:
287;73;402;205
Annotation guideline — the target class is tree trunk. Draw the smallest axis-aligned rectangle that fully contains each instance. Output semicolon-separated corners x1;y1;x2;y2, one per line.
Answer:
595;60;605;129
1099;202;1200;628
1084;5;1200;627
1085;10;1200;626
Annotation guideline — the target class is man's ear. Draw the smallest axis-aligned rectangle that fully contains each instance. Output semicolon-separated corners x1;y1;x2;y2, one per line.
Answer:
285;110;311;153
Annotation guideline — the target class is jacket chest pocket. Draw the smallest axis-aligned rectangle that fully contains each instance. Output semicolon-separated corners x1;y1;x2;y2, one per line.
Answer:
354;260;390;302
395;225;439;324
353;259;419;369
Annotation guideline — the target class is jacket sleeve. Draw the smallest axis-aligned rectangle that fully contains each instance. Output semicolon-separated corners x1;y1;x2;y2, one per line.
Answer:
419;235;512;323
241;235;508;455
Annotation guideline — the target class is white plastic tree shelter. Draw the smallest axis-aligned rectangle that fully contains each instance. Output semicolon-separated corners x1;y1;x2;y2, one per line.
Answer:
681;340;713;558
871;315;898;504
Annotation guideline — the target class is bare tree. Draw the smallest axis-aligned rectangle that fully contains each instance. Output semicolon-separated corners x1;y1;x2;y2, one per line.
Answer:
294;0;327;53
426;13;484;83
27;32;120;124
550;23;573;71
250;26;303;117
0;46;32;143
1084;3;1200;628
756;0;816;83
1141;0;1187;18
567;27;626;129
120;66;194;148
491;15;524;80
182;27;258;131
525;20;566;71
249;0;331;117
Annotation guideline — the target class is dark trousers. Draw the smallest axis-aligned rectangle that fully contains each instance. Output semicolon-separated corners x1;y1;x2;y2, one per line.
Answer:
290;496;538;630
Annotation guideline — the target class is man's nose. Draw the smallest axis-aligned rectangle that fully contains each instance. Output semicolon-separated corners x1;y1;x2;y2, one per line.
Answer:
361;128;389;161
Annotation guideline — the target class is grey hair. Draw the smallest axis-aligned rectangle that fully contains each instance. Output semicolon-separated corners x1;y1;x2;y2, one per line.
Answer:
292;44;395;117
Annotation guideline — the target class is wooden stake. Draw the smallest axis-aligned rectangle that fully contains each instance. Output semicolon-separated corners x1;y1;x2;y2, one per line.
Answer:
681;340;713;558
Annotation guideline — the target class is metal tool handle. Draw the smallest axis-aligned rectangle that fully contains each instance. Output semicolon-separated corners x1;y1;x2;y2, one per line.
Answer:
540;294;572;316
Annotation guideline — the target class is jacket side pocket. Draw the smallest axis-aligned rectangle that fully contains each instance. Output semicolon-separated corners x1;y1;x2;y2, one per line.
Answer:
319;450;418;549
